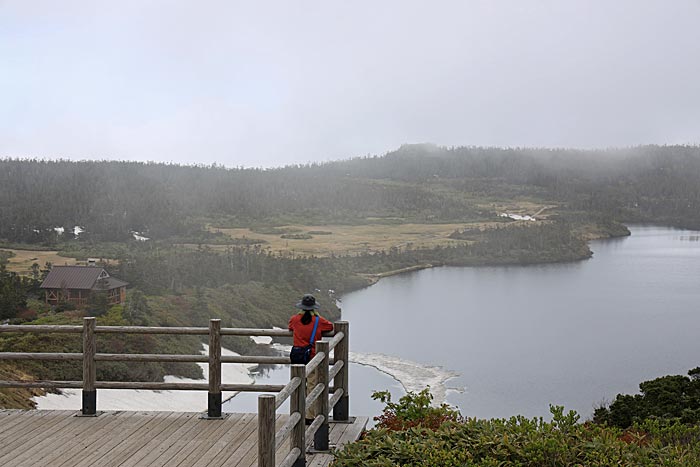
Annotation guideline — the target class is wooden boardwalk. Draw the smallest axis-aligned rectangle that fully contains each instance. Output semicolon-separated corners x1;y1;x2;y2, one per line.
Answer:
0;410;367;467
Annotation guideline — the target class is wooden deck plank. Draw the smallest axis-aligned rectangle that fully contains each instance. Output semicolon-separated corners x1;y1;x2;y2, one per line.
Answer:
0;410;55;444
164;413;244;467
0;413;70;465
200;413;260;467
0;410;43;442
120;411;202;467
53;411;134;467
146;414;226;467
117;411;193;467
190;413;256;467
244;417;367;467
70;411;171;467
336;416;367;450
0;409;49;436
305;418;367;467
328;422;350;447
0;410;58;442
97;411;183;467
0;410;81;464
231;437;262;467
239;416;290;467
307;453;336;467
14;411;128;467
0;410;367;467
170;414;251;467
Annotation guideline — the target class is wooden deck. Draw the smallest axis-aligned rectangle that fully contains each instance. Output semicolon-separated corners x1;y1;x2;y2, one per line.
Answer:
0;410;367;467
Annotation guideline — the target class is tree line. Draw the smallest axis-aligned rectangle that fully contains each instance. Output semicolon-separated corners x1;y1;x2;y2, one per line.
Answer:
2;144;700;244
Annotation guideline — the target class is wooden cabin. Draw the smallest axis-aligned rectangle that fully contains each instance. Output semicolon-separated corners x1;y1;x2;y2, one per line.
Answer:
40;266;128;306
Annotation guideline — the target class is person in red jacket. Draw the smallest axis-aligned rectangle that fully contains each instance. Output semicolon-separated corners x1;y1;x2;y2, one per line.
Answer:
288;294;334;424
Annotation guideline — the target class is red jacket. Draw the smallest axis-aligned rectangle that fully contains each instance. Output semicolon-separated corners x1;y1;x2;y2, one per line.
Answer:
288;313;334;358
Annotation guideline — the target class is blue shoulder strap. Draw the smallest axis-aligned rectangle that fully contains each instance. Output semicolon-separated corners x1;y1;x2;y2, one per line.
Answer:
310;316;320;346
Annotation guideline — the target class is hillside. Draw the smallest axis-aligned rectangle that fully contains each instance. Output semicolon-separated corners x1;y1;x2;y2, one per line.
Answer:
1;144;699;408
1;145;699;245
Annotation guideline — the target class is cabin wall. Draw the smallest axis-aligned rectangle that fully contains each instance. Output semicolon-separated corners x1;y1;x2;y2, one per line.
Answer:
44;287;126;306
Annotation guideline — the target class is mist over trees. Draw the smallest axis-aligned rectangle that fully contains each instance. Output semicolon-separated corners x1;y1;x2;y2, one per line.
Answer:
1;145;700;244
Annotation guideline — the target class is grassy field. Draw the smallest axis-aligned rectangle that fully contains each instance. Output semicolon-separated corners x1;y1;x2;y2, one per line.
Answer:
2;249;81;275
2;249;119;276
203;202;556;257
206;221;503;257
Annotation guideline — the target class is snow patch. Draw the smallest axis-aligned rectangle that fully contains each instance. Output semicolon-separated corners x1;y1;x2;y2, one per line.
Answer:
252;326;284;344
33;344;256;412
131;231;150;241
250;335;273;345
500;213;536;221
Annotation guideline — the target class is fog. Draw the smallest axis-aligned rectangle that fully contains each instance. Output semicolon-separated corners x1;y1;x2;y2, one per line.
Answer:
1;1;699;167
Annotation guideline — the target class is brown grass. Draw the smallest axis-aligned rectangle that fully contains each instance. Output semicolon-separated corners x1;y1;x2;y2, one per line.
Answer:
204;200;556;257
2;249;81;275
206;222;502;257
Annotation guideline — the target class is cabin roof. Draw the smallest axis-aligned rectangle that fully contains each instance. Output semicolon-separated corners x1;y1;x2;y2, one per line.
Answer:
92;276;129;290
40;266;128;290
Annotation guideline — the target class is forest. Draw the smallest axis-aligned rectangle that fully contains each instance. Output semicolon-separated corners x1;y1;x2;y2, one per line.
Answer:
1;144;699;244
1;144;700;407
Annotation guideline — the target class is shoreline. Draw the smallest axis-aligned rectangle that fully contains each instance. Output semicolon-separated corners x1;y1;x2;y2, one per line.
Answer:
346;222;632;292
358;264;434;285
270;342;459;407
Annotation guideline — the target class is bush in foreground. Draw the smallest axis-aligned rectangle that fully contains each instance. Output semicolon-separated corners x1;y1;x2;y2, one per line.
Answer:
594;367;700;428
333;390;700;467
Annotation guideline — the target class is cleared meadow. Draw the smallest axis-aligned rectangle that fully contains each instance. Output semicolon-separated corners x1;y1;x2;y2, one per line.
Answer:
2;249;80;275
208;222;496;257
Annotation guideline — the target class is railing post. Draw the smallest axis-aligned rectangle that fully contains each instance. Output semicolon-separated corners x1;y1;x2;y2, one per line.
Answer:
290;364;306;467
258;394;276;467
81;317;97;416
314;340;330;451
332;321;349;422
208;319;222;418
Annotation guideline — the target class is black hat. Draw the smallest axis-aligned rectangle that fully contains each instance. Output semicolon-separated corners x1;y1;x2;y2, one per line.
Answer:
295;294;320;311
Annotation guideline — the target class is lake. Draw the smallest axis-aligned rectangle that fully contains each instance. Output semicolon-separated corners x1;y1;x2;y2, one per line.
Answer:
226;225;700;421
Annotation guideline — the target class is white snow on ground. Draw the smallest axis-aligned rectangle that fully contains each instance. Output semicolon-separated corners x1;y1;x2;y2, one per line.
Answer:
250;335;273;344
500;213;536;221
34;335;462;411
131;231;150;241
250;326;285;344
33;344;256;412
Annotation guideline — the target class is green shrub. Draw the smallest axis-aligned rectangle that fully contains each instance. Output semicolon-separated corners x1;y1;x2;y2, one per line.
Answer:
594;368;700;428
372;388;461;431
280;233;313;240
333;392;700;467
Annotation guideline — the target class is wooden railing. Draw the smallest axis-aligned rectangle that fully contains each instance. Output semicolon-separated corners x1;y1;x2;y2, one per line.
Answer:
257;321;349;467
0;318;350;467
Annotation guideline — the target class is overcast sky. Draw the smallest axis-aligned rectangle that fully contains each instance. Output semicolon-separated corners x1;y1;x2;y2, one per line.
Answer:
1;1;699;167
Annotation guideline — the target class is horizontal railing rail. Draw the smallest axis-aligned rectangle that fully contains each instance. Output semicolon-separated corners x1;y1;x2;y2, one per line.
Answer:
0;324;335;337
0;317;350;467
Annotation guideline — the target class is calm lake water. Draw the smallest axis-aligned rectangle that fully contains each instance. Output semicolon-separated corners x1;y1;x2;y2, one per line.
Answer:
226;225;700;421
341;225;700;420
